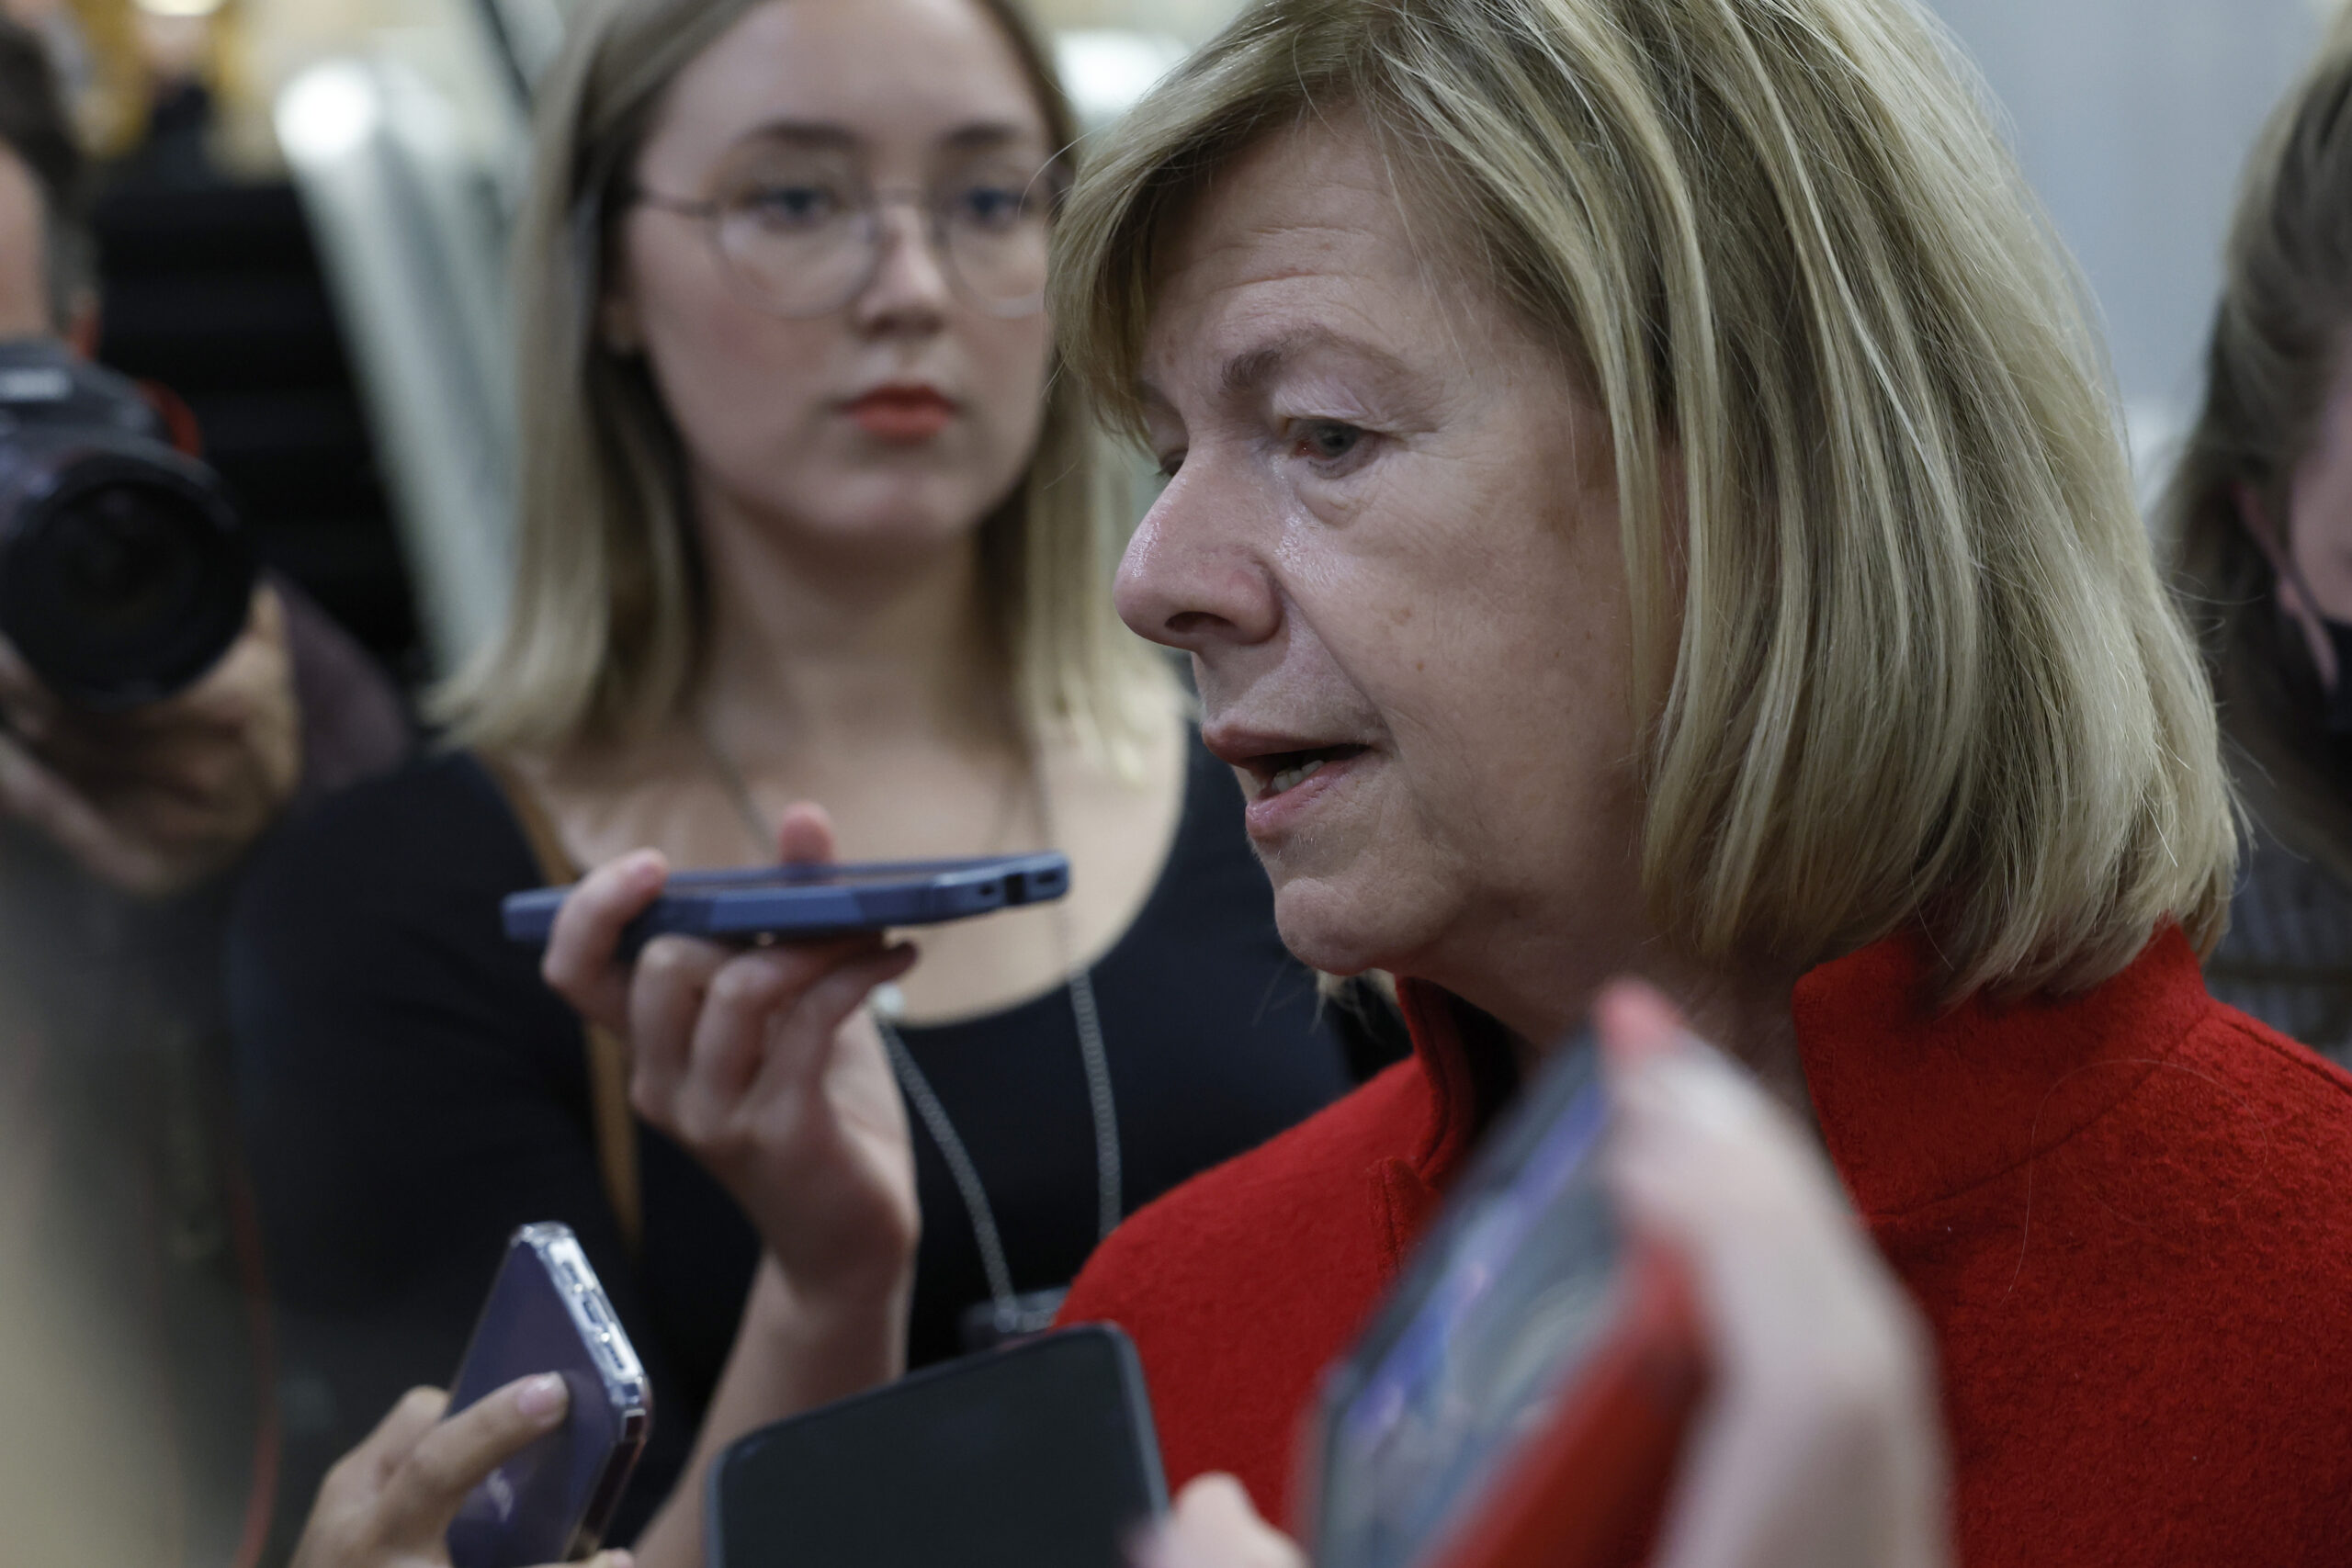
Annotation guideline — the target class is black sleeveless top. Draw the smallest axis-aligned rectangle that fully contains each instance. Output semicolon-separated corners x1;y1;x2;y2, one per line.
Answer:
229;733;1368;1551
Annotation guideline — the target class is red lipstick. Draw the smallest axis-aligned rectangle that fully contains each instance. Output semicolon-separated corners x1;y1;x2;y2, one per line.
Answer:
846;384;956;442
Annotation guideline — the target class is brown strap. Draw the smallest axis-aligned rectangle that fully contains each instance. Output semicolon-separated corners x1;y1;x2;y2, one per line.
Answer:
482;754;644;1257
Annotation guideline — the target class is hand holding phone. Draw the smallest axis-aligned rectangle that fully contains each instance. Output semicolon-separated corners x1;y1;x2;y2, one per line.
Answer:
539;806;922;1314
288;1375;628;1568
1596;984;1947;1568
1293;983;1945;1568
439;1224;651;1568
1306;1026;1706;1568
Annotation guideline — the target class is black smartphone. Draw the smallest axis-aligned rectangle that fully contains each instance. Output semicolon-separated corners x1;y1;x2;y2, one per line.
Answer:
708;1325;1166;1568
501;851;1071;950
444;1223;653;1568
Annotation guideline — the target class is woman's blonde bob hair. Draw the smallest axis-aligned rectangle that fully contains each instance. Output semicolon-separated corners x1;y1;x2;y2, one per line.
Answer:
1053;0;2235;998
435;0;1160;759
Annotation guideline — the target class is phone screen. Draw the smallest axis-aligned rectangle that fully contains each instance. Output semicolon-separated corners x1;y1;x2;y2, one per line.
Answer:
713;1327;1165;1568
1314;1051;1622;1568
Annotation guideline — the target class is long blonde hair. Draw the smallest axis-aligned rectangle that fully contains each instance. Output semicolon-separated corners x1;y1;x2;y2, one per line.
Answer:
435;0;1163;761
1054;0;2234;998
2165;11;2352;885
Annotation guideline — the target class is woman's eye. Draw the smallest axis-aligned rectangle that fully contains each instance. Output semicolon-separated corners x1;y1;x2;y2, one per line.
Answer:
741;184;841;226
1294;422;1366;464
951;184;1027;230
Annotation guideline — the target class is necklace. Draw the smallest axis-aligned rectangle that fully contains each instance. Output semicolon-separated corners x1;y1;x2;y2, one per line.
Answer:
699;720;1123;1345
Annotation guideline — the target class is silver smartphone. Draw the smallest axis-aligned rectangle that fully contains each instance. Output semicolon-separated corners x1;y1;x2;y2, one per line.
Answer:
444;1223;652;1568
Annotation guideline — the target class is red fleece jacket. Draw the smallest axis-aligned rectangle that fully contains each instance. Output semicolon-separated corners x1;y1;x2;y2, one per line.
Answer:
1057;928;2352;1563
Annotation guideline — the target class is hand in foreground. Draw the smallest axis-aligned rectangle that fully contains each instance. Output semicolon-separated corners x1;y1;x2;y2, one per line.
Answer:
1137;981;1949;1568
290;1375;631;1568
0;584;300;897
1599;980;1948;1568
542;802;921;1309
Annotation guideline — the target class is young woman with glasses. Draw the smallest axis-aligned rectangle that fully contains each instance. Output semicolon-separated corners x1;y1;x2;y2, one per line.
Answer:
226;0;1371;1560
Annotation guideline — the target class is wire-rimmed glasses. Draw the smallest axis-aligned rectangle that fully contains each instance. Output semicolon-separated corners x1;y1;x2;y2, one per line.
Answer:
631;140;1069;321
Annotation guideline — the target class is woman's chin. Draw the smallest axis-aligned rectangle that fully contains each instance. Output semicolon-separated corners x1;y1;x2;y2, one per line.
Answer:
1271;877;1426;980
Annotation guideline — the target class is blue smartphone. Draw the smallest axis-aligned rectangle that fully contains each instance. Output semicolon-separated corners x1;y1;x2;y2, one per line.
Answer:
444;1223;653;1568
500;851;1071;950
707;1325;1166;1568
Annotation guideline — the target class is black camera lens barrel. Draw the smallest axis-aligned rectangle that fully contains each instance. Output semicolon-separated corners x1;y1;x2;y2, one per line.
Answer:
0;430;255;711
0;339;255;711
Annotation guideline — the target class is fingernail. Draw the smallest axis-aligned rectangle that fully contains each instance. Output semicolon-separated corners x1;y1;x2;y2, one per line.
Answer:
516;1372;569;1423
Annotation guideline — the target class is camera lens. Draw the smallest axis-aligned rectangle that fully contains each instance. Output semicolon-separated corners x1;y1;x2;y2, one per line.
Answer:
51;482;203;639
0;450;254;710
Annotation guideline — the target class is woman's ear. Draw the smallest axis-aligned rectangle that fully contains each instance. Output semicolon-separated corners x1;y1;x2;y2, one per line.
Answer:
2237;480;2294;580
2237;480;2341;689
599;288;644;356
599;233;644;355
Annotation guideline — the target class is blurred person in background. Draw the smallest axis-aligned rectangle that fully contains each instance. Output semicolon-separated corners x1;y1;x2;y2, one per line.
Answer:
548;0;2352;1562
0;14;406;1563
2169;8;2352;1063
230;0;1378;1556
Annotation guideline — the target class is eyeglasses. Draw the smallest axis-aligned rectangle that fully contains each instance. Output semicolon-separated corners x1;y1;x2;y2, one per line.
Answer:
630;145;1068;321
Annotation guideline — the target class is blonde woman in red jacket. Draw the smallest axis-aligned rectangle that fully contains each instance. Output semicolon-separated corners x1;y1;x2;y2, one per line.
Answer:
547;0;2352;1562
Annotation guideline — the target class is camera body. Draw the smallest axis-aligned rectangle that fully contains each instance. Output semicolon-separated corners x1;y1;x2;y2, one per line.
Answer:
0;337;253;710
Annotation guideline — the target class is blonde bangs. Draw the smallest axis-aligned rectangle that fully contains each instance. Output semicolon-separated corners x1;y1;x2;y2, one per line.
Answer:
1052;0;2234;998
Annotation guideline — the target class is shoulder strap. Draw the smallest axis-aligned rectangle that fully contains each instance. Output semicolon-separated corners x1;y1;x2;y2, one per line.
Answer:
481;754;645;1257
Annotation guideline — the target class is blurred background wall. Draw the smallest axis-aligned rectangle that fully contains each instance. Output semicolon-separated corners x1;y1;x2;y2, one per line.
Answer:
1930;0;2337;482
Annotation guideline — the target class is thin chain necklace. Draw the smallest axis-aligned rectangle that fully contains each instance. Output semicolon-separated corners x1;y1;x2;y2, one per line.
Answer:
698;720;1122;1342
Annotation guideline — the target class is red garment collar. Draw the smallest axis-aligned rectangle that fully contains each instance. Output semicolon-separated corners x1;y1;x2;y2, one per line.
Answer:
1390;926;2210;1219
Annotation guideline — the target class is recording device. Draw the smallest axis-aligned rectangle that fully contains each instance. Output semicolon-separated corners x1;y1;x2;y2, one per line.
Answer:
708;1325;1165;1568
1306;1032;1709;1568
0;338;254;710
444;1223;652;1568
502;851;1071;950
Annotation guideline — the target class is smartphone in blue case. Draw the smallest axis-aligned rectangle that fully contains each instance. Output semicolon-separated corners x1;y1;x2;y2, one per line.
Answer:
501;851;1071;951
444;1223;652;1568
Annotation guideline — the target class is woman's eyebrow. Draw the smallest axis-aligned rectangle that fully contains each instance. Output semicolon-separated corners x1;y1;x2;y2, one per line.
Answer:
735;119;860;152
729;120;1042;154
1220;326;1416;400
939;122;1040;152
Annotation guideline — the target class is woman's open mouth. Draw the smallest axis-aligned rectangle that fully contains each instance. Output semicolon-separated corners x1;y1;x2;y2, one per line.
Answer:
1252;744;1369;801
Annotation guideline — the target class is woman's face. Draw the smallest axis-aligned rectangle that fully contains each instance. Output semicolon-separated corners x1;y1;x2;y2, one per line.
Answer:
2277;354;2352;694
609;0;1055;556
1118;118;1655;1038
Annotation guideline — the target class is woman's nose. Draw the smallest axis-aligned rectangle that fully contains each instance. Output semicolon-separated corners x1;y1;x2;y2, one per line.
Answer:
1114;468;1283;653
849;202;952;333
